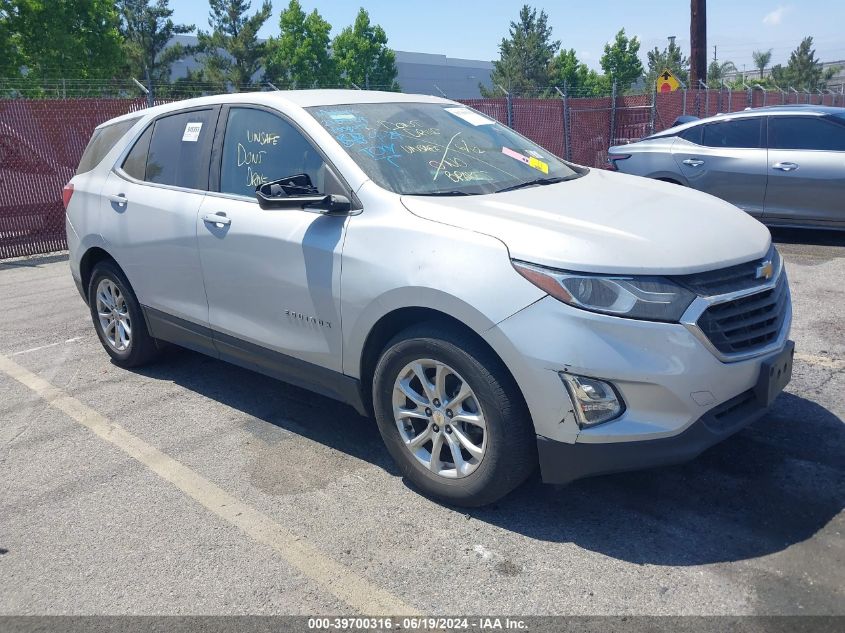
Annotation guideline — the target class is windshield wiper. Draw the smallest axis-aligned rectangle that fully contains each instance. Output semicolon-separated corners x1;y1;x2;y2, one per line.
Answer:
411;190;479;197
494;177;569;194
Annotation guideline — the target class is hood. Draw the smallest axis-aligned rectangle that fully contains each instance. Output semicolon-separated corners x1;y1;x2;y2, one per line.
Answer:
400;169;771;275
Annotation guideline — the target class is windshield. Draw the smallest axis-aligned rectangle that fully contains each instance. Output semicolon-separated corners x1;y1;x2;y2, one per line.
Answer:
307;102;582;195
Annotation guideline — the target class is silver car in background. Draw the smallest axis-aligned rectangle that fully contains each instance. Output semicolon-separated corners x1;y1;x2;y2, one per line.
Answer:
608;105;845;230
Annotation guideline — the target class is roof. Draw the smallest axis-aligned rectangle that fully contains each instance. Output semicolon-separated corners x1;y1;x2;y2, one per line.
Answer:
651;103;845;138
751;104;845;115
98;89;455;129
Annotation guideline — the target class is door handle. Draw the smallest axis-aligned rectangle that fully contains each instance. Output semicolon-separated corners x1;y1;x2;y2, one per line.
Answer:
773;162;799;172
682;159;705;167
108;193;127;207
203;213;231;227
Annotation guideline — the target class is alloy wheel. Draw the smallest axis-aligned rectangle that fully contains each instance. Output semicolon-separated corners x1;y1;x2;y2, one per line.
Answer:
392;358;487;478
95;278;132;352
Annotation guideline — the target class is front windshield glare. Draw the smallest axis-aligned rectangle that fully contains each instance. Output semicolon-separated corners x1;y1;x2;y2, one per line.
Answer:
307;102;580;195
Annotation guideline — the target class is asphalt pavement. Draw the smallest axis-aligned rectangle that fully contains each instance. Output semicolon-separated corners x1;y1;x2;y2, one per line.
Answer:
0;229;842;615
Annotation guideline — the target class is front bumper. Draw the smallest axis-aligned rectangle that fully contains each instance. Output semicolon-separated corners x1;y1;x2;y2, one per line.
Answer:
537;340;793;483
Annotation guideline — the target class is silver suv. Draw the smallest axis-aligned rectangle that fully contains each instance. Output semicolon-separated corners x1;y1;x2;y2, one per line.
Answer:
65;91;794;506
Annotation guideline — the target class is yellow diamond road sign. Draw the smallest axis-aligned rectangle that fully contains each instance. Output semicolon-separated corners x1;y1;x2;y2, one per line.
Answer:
657;68;681;93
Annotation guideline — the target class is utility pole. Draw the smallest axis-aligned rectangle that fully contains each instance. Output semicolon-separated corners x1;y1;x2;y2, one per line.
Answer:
690;0;707;87
713;45;717;62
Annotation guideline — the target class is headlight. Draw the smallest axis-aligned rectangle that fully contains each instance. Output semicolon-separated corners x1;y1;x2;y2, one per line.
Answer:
512;260;696;322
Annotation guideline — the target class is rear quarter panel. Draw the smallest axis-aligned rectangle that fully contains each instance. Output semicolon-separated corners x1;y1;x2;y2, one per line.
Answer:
66;117;149;280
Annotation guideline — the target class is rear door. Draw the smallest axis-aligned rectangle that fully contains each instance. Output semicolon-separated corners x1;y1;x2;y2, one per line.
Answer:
99;107;219;343
671;117;767;216
764;115;845;225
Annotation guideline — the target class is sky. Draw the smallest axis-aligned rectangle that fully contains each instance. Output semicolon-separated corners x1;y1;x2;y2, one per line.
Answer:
171;0;845;74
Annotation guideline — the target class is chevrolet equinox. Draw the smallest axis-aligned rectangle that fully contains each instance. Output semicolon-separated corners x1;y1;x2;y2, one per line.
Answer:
65;91;794;506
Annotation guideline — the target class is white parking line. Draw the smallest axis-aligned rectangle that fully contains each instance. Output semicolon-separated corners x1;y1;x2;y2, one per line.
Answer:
10;337;84;357
0;351;418;616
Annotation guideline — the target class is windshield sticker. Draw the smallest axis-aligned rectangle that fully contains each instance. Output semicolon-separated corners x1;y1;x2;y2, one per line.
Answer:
526;149;545;159
182;122;203;142
501;146;549;174
329;113;357;121
444;107;495;126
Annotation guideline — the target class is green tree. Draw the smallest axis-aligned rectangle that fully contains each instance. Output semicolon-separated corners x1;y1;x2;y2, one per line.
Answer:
332;8;399;91
5;0;125;81
0;1;21;77
170;67;210;98
547;48;609;96
645;39;688;88
600;29;643;92
771;37;835;90
119;0;195;104
265;0;338;88
752;49;772;79
482;4;559;97
196;0;272;91
706;59;737;88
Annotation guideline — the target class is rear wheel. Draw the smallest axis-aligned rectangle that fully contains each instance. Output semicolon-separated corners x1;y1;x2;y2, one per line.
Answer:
372;323;536;507
88;261;160;367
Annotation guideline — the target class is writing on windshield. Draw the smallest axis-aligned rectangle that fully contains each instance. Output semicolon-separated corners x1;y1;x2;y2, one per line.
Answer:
308;103;578;195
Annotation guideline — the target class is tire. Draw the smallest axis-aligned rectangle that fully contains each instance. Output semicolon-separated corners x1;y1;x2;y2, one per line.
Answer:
87;260;160;368
372;323;536;507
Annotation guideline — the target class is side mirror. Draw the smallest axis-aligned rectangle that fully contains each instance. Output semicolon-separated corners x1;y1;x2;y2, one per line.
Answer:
255;177;351;215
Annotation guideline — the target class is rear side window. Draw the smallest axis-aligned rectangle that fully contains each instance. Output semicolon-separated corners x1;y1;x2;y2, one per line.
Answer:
679;125;703;145
76;117;140;174
701;118;762;149
768;116;845;151
145;109;216;190
121;125;153;180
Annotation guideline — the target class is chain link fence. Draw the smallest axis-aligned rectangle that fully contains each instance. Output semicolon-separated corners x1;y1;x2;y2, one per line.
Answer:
0;97;157;258
1;85;844;259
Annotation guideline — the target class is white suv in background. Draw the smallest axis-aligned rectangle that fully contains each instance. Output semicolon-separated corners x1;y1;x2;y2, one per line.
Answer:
64;91;794;506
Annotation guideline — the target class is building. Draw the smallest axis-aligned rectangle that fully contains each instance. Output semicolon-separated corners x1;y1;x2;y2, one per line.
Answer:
168;36;494;98
393;51;493;98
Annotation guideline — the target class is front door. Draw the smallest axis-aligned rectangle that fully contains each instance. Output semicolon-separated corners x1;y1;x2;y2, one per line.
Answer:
764;115;845;225
196;106;348;374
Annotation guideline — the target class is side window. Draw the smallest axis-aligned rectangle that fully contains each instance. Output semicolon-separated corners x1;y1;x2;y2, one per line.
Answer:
680;125;703;145
219;107;326;198
145;109;216;190
768;116;845;151
76;117;140;174
121;124;153;180
701;118;761;149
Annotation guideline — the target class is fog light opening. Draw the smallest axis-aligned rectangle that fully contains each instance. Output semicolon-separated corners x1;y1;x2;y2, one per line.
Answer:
559;372;625;427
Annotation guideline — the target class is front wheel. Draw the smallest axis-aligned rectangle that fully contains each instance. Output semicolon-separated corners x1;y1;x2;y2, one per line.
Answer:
372;324;536;507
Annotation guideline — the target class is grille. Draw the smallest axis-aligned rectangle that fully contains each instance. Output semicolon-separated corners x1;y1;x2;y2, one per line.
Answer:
676;247;780;296
696;274;789;355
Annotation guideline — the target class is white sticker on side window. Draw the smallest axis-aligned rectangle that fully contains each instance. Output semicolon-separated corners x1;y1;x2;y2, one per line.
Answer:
444;107;495;126
182;122;203;142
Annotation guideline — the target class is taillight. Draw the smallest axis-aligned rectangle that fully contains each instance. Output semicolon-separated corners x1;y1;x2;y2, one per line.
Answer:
62;183;74;210
607;154;631;171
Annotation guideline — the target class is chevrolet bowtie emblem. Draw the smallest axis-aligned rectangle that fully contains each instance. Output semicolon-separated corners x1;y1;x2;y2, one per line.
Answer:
756;260;774;280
